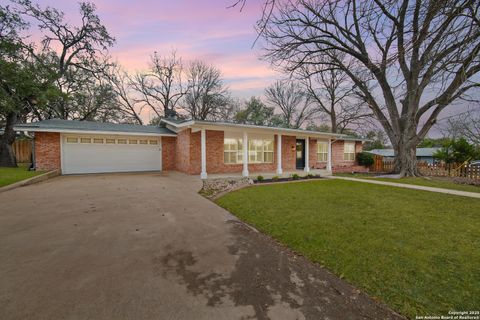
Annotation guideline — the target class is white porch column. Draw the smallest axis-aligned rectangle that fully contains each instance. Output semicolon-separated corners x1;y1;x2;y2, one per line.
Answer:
200;128;207;179
327;139;332;171
242;132;249;177
276;134;283;175
304;137;310;172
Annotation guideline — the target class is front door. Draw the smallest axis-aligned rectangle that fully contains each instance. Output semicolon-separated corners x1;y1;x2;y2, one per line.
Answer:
296;139;305;169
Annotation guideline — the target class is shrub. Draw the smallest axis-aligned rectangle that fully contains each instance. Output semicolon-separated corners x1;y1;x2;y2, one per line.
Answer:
291;173;300;180
272;175;279;181
357;152;375;166
256;175;264;182
306;173;315;178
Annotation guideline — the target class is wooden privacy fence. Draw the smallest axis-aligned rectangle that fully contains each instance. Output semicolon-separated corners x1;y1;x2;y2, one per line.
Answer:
371;155;394;173
417;162;480;179
12;139;32;163
371;155;480;180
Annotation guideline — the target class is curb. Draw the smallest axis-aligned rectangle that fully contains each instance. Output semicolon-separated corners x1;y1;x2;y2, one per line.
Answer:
0;170;60;193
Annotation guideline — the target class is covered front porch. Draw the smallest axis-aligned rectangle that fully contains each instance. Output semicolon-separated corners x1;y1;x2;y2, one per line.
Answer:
198;127;334;180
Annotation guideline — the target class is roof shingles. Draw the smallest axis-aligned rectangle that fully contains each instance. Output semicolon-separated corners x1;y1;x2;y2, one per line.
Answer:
14;119;176;136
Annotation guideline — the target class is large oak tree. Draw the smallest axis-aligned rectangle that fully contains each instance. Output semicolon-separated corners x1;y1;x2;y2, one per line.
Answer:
258;0;480;176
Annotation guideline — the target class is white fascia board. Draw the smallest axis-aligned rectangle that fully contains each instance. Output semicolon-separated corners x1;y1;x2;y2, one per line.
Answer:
12;127;177;137
190;122;345;140
162;118;366;141
161;119;195;128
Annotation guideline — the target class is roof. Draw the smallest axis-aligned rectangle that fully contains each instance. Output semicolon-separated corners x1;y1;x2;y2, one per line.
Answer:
13;119;176;137
366;148;441;157
161;118;368;141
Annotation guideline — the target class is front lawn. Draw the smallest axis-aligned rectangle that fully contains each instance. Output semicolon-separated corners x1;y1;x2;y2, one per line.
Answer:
336;173;480;193
0;165;42;188
216;179;480;319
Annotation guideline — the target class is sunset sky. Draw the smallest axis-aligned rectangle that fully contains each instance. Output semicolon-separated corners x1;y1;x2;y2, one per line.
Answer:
33;0;279;99
15;0;474;135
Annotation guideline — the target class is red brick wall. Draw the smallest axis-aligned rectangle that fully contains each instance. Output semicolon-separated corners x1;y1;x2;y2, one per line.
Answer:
189;130;279;175
174;129;191;174
308;138;316;169
281;135;296;171
34;132;61;171
331;140;368;173
162;137;176;171
168;129;367;175
190;131;201;174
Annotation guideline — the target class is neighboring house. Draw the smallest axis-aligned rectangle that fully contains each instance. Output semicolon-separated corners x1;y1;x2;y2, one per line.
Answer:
366;148;441;164
14;118;368;177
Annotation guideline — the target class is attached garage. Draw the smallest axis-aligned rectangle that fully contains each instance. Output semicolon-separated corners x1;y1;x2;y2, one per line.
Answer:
13;119;177;174
61;135;162;174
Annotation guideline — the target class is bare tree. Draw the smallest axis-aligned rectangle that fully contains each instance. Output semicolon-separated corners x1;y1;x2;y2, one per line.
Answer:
214;97;241;122
264;80;316;128
104;63;143;124
439;108;480;145
132;51;185;119
183;60;230;120
299;64;372;133
259;0;480;176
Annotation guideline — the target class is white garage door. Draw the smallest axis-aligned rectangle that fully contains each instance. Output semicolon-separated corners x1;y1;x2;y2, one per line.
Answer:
62;135;162;174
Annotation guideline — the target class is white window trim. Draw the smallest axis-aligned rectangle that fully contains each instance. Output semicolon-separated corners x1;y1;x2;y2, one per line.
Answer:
223;133;274;165
343;141;356;161
63;134;159;147
223;138;243;165
317;141;328;162
248;139;274;164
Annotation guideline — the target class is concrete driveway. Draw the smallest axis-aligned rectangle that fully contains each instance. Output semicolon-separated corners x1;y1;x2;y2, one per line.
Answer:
0;172;402;320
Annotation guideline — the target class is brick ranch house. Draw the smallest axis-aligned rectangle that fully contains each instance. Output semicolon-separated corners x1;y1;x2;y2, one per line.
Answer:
14;118;368;178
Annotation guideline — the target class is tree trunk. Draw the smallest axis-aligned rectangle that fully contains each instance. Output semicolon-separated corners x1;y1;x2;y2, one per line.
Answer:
330;114;337;133
0;112;18;167
393;142;419;177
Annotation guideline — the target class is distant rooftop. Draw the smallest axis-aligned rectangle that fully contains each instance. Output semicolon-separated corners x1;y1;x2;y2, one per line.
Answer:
366;148;441;157
14;119;176;136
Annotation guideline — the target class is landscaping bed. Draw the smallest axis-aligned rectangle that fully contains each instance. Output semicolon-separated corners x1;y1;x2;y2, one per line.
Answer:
253;173;322;184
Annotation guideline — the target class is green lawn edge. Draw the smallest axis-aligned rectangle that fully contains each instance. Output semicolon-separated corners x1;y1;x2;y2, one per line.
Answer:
215;179;480;318
335;173;480;194
0;165;43;188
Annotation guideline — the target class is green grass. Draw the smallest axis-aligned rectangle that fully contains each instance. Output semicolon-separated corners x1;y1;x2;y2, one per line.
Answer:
336;173;480;193
0;164;43;187
216;180;480;318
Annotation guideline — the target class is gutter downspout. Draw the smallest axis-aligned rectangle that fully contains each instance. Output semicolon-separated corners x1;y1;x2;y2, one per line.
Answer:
328;138;338;172
30;132;36;171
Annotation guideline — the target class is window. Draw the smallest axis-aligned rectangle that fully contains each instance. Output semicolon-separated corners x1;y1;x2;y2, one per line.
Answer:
139;139;148;145
105;138;115;144
93;138;103;144
117;139;127;144
248;139;274;164
66;137;78;143
344;142;356;161
80;138;91;143
224;138;243;164
224;136;274;164
317;141;328;162
129;139;138;144
264;140;274;163
149;140;158;145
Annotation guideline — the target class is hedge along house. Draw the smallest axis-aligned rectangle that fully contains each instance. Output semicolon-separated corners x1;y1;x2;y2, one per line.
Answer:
14;118;368;178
